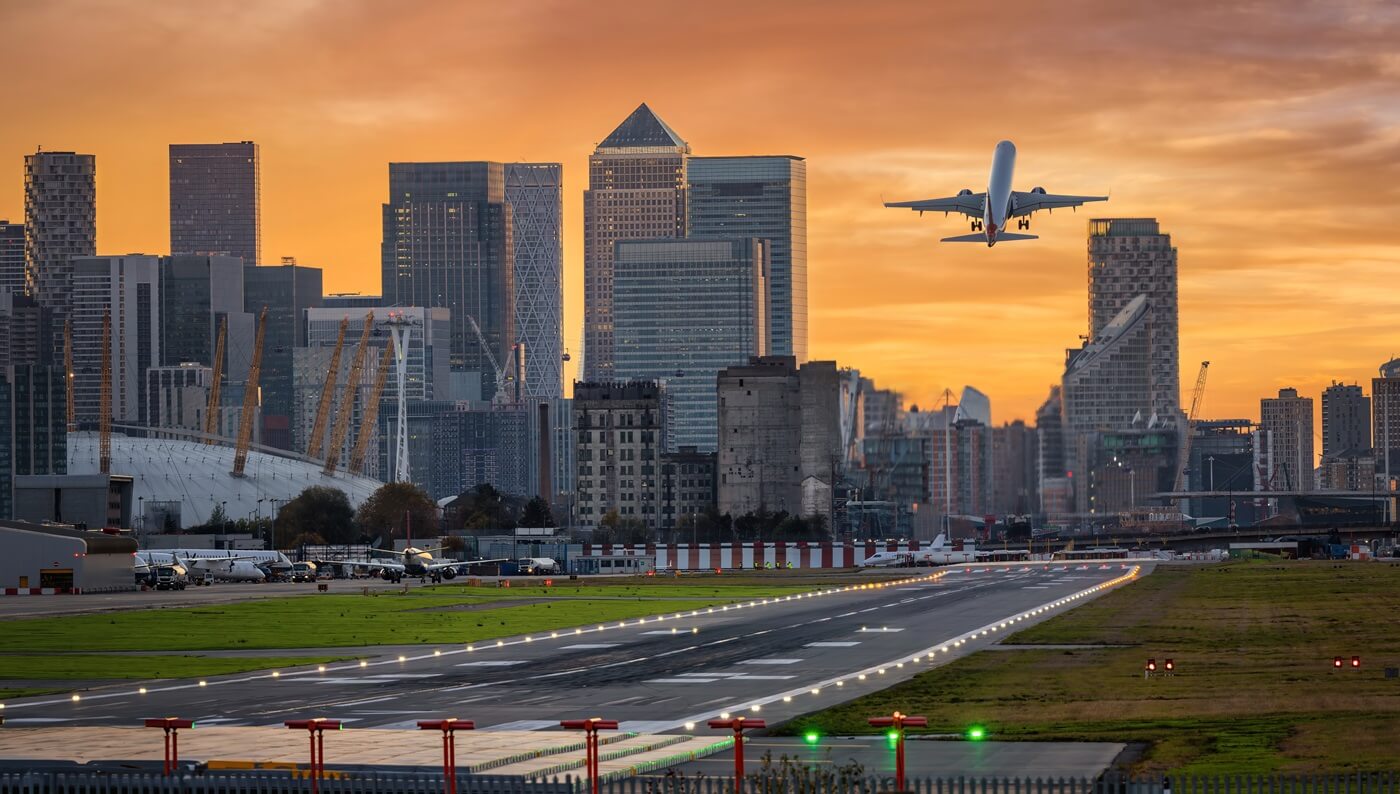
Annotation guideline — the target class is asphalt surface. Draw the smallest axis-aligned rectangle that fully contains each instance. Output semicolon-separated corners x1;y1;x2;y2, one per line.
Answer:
0;562;1145;734
0;579;416;619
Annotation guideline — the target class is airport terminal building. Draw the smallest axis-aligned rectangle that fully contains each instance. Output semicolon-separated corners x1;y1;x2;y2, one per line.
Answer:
0;520;137;594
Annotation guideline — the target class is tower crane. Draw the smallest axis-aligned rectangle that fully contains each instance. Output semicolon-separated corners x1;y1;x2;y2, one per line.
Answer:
1175;361;1211;508
306;316;348;458
63;319;75;432
98;311;112;474
349;337;394;476
204;316;227;444
323;313;374;475
232;307;268;477
467;315;516;404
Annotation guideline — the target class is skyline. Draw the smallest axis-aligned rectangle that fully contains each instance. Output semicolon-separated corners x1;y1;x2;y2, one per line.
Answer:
2;1;1398;428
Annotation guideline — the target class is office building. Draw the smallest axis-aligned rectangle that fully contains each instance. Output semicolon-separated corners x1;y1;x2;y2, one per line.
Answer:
1374;358;1400;482
386;402;534;502
1;221;23;296
70;256;161;425
716;356;841;522
858;434;931;536
291;346;376;474
0;293;53;370
992;420;1039;516
381;162;514;398
306;306;450;401
24;152;96;330
323;294;383;309
0;365;67;520
169;142;261;266
928;390;995;519
245;262;323;449
583;104;689;380
144;363;243;440
1087;219;1180;427
1035;386;1071;516
159;254;246;368
505;163;564;400
572;380;668;529
1321;381;1369;461
613;237;768;451
1186;419;1257;522
688;156;807;361
660;447;717;531
1260;387;1314;490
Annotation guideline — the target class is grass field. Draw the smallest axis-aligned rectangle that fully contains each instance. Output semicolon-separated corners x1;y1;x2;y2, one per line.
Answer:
781;561;1400;774
0;653;347;681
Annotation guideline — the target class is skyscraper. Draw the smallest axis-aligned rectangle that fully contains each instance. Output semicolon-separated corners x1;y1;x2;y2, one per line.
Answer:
0;221;24;296
159;255;246;368
169;142;261;265
70;255;161;425
613;238;768;451
1320;381;1370;459
245;262;322;449
1260;387;1314;490
688;156;807;361
1087;219;1180;426
381;162;514;398
1371;358;1400;478
505;163;564;400
24;151;96;320
583;104;689;381
0;364;67;520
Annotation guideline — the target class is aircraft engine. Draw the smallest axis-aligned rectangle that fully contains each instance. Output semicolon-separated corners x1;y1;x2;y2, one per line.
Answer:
1030;186;1047;194
441;566;458;580
956;188;974;196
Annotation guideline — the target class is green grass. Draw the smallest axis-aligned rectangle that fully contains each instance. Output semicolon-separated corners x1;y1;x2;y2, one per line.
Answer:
0;653;347;681
427;581;834;600
781;561;1400;774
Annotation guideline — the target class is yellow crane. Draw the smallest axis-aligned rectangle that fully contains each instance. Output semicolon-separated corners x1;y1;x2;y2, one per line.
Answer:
323;313;374;475
349;337;394;476
99;311;112;474
204;316;227;444
63;319;75;432
1175;361;1211;511
305;316;349;458
232;307;268;477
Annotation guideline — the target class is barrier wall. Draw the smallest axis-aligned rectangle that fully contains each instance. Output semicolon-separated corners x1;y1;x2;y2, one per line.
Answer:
579;541;949;570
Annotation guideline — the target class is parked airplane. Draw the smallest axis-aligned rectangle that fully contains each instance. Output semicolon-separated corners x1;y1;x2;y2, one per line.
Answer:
136;551;268;582
367;547;467;583
859;533;979;567
885;140;1107;246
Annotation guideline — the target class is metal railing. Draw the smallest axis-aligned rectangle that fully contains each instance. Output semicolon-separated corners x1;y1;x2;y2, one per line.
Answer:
601;775;1400;794
0;771;574;794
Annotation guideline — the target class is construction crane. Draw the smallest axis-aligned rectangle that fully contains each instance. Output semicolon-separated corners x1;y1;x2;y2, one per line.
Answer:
63;319;75;432
349;337;394;476
1174;361;1211;505
98;311;112;474
305;316;348;458
231;307;268;477
204;316;227;445
467;315;515;404
323;313;374;475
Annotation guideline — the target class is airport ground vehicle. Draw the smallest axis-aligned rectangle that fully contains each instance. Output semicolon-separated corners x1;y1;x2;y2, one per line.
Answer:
290;562;319;582
152;565;188;590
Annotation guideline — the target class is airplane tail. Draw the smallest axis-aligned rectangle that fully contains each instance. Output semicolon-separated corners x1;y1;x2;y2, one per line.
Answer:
940;232;1039;243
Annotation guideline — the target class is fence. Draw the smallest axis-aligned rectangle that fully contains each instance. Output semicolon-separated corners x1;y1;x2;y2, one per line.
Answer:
0;771;574;794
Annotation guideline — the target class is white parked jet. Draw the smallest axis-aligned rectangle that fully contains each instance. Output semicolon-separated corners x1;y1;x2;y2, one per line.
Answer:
859;533;978;567
136;551;268;582
885;140;1107;246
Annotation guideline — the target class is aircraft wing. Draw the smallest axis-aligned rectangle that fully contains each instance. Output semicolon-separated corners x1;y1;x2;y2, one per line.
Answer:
423;559;462;572
343;558;405;572
885;193;985;219
1010;191;1107;217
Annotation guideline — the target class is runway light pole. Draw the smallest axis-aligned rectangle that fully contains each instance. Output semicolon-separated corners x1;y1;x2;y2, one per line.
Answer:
418;719;475;794
561;718;618;794
143;717;194;775
867;711;926;791
285;718;341;794
708;716;767;790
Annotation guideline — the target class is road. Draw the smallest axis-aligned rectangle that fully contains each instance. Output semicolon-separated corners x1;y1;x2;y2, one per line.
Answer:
0;562;1144;734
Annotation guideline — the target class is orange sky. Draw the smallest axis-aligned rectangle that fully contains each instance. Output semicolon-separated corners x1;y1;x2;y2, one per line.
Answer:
3;0;1399;433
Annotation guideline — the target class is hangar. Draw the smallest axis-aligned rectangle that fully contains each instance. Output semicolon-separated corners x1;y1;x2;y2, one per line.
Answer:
0;520;138;594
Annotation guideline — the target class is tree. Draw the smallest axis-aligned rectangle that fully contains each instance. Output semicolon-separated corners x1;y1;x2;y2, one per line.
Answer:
595;509;649;545
356;482;439;542
520;496;556;528
444;483;525;532
277;486;356;546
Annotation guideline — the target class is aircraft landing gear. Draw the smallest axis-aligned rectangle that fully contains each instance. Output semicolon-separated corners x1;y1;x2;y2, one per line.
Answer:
1018;218;1030;230
971;220;984;232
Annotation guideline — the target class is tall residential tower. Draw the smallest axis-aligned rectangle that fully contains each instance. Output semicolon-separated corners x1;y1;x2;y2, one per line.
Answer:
24;151;97;320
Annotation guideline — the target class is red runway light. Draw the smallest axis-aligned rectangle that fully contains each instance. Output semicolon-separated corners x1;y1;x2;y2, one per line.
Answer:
1351;656;1361;668
1146;658;1157;672
1334;656;1344;668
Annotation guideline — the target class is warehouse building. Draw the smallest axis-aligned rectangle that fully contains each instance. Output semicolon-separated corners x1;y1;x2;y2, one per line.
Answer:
0;520;137;594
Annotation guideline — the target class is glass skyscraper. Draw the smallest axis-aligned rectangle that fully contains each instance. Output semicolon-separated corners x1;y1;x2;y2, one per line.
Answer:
0;221;24;297
613;238;767;451
505;163;563;400
0;364;67;520
245;262;323;450
169;142;261;266
688;156;807;362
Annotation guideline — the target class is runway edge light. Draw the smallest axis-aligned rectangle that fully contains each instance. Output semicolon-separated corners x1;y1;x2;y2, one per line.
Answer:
966;725;987;741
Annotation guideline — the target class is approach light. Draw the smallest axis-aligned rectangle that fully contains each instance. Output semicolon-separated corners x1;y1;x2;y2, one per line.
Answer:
803;730;821;745
967;725;987;741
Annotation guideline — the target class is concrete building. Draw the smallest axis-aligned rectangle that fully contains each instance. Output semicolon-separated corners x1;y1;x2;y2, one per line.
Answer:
1035;386;1070;517
0;521;136;594
0;292;54;370
1261;387;1315;490
1186;419;1257;520
1087;219;1180;428
376;400;533;502
660;446;716;531
716;356;840;522
12;473;133;531
323;294;383;309
1321;382;1370;461
381;161;514;398
1;364;67;520
0;220;23;296
1084;427;1176;515
24;151;96;315
572;381;668;529
992;420;1039;516
70;255;161;425
930;411;993;520
245;261;323;449
159;254;247;369
862;380;903;437
169;142;261;266
1371;359;1400;484
857;434;930;536
583;104;689;381
688;156;807;361
505;163;564;400
613;237;768;451
144;363;240;440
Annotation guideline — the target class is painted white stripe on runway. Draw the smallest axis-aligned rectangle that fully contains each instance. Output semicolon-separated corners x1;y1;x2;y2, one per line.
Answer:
640;630;687;636
646;678;719;684
727;674;796;680
481;720;556;731
456;660;527;667
560;643;618;650
738;658;802;665
806;641;860;647
858;627;905;633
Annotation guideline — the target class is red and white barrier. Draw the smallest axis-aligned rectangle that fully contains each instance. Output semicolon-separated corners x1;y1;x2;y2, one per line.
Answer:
580;541;952;570
2;587;79;595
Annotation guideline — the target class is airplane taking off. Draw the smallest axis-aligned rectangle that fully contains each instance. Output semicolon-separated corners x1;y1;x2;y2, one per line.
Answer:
885;140;1107;246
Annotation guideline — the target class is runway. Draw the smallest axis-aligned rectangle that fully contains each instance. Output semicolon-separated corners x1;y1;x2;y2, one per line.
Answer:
0;563;1146;734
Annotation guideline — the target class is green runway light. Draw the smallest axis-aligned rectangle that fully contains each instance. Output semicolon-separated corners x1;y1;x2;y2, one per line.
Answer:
886;730;899;747
966;725;987;741
804;730;821;745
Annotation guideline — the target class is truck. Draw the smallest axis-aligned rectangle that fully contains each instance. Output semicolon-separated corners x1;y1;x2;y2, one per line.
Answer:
290;561;319;583
153;565;189;591
514;557;559;575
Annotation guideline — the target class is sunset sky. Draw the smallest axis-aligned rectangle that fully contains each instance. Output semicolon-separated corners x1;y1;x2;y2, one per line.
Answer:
3;0;1399;432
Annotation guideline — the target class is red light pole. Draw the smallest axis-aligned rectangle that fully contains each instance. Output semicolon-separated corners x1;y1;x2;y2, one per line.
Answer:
867;711;927;792
707;716;767;789
285;718;342;794
143;717;194;775
419;719;475;794
561;718;618;794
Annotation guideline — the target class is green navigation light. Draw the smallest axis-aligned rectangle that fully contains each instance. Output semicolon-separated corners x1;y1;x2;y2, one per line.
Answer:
804;730;821;745
967;725;987;741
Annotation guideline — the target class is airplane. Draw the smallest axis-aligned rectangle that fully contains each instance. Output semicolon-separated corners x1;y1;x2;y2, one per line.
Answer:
364;546;470;583
135;551;268;583
885;140;1107;246
858;533;979;567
